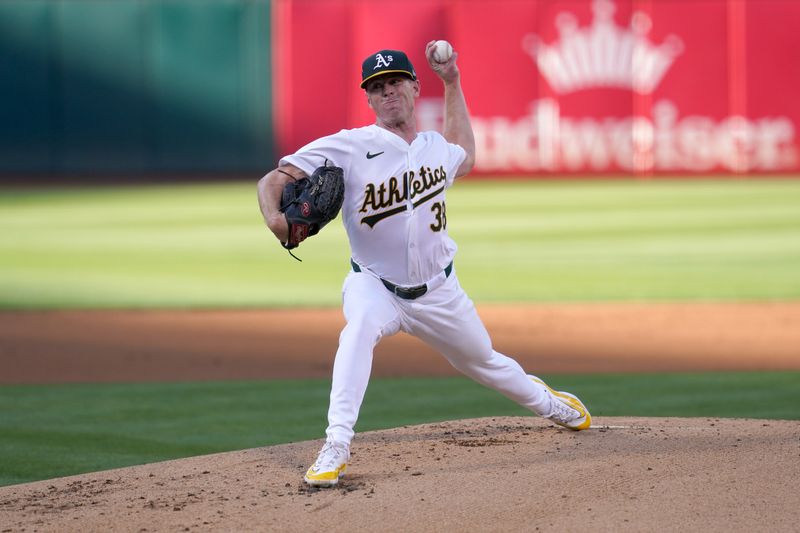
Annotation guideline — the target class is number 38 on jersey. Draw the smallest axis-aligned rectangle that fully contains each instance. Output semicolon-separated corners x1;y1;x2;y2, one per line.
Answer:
430;201;447;232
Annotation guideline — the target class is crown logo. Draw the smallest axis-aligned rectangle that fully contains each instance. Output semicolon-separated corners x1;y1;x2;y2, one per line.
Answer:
522;0;683;94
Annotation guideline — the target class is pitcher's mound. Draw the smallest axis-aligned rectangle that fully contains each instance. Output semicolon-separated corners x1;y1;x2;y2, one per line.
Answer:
1;416;798;532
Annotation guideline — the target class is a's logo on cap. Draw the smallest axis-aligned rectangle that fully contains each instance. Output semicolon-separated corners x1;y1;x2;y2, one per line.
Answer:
373;53;393;70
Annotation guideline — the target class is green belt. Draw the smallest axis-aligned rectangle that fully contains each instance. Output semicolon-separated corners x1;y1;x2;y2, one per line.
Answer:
350;259;453;300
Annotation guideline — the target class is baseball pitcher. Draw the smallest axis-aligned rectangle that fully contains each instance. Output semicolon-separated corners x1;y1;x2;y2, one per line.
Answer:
257;41;591;487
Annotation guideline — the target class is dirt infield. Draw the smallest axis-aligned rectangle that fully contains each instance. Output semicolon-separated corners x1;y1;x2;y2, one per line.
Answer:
2;302;800;384
1;303;799;531
1;416;799;532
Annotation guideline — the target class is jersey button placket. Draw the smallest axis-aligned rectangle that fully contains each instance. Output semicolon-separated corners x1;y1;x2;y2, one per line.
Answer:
404;146;416;285
406;150;420;282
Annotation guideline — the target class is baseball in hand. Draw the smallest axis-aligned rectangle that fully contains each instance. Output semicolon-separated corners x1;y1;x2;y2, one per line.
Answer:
432;40;453;63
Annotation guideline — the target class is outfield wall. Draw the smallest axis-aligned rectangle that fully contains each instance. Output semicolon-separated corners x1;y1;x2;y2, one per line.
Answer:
1;0;798;178
274;0;800;177
0;0;272;176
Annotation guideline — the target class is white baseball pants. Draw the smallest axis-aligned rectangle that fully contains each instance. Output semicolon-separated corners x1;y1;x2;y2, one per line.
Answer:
325;268;552;445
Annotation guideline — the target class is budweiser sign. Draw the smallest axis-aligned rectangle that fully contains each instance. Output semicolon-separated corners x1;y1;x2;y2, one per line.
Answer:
417;0;798;174
277;0;800;176
465;99;796;173
521;0;683;95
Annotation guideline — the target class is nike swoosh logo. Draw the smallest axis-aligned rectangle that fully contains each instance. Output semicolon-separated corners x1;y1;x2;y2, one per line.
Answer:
366;151;384;159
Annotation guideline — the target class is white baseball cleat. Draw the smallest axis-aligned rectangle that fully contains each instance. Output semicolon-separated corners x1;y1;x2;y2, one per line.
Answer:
304;439;350;487
529;375;592;431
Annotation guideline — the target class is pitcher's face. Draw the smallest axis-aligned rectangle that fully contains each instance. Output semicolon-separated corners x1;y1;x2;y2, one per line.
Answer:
365;75;419;126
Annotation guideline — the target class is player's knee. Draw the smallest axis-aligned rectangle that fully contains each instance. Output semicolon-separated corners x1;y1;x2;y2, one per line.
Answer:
442;338;493;369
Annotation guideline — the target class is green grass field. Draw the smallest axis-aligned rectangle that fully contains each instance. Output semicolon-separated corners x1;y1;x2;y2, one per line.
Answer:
1;178;799;487
1;179;799;308
1;372;799;487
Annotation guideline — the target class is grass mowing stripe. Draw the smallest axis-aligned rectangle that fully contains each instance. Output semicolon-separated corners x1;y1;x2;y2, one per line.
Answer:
1;179;800;308
1;372;798;487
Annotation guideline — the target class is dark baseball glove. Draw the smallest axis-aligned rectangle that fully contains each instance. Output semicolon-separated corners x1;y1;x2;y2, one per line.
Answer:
279;163;345;254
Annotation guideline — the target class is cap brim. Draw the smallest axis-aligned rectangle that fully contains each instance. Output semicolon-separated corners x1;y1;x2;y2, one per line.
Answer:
360;70;416;89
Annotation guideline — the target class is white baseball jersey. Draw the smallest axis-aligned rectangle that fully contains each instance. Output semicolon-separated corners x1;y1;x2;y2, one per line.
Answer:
281;124;466;286
282;123;558;449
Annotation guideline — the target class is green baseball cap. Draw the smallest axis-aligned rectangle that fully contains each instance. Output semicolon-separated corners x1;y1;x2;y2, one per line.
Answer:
360;49;417;89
